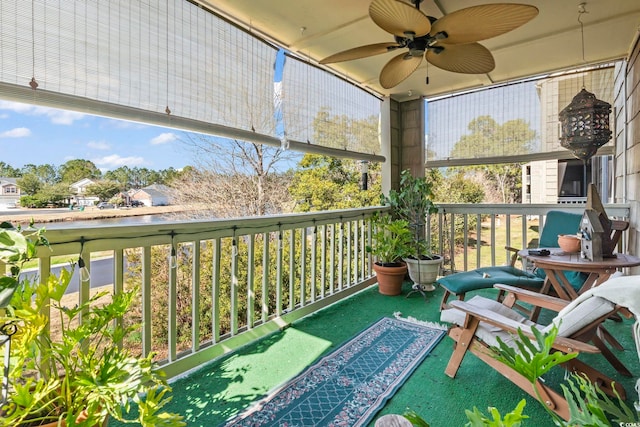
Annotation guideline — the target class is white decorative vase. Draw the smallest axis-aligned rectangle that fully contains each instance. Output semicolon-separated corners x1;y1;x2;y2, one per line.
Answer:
403;256;442;291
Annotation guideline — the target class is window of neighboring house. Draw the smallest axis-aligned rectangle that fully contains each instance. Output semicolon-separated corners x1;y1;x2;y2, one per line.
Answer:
5;186;17;194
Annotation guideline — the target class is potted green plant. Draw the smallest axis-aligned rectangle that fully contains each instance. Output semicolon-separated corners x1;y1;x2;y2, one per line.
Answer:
367;214;412;295
0;222;48;308
0;223;185;427
383;169;443;292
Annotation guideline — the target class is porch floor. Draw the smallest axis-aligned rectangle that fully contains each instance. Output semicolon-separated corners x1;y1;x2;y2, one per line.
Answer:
138;282;639;426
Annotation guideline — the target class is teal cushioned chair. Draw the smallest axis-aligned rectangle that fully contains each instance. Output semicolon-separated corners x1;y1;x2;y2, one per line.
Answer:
438;210;586;310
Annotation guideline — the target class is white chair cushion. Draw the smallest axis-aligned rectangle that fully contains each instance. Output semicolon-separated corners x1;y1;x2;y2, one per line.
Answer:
544;296;614;337
440;294;615;350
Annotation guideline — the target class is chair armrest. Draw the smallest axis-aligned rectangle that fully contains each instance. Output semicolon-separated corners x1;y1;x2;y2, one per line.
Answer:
493;284;568;312
611;219;629;231
505;246;521;266
448;300;600;354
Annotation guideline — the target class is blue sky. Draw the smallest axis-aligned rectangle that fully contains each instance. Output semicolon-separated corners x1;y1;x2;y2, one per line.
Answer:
0;100;193;172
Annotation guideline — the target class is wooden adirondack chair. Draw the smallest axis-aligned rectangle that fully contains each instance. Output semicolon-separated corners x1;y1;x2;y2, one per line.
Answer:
440;281;634;421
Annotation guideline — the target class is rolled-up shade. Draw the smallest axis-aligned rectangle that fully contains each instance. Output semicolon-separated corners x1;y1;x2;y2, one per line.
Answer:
0;0;277;136
282;54;382;156
426;65;615;167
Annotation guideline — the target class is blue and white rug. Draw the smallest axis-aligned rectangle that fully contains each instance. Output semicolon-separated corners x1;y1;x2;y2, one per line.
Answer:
222;316;446;427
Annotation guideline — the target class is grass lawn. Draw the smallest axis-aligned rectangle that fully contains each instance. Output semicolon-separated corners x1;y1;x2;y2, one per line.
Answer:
450;214;541;271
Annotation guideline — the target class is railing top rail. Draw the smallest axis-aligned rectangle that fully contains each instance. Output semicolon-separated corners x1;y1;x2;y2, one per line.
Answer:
436;203;630;217
36;206;390;255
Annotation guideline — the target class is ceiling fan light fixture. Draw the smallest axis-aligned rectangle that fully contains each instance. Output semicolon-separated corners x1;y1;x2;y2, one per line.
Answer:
403;31;416;40
433;31;448;41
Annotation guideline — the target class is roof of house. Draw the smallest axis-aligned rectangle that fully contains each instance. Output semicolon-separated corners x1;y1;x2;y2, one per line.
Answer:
0;177;18;186
70;178;96;188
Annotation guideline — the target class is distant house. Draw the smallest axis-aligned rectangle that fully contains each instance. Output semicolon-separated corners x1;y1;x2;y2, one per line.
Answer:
0;177;20;207
130;184;172;207
69;178;100;207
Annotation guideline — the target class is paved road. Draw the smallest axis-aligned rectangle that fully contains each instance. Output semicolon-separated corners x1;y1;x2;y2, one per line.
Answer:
20;257;115;293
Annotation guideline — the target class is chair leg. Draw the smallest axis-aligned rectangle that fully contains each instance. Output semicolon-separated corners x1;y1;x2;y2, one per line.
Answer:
591;333;632;377
445;320;479;378
439;289;452;311
439;289;466;311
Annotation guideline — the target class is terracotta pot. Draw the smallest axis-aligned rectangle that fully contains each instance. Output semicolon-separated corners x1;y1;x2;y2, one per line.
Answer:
373;262;407;296
30;410;106;427
558;234;581;253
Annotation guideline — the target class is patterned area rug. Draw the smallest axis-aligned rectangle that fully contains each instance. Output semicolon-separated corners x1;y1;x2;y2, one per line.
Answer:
222;317;446;427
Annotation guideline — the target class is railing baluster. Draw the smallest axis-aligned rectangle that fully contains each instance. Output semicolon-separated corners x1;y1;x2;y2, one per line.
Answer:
310;226;317;303
142;246;152;357
289;230;295;312
247;234;255;329
192;241;201;352
346;222;352;288
330;224;336;294
320;225;327;298
300;227;307;307
276;230;283;316
490;215;496;266
230;237;239;336
212;238;221;343
463;214;468;271
338;223;344;291
262;232;269;322
476;214;482;269
168;243;177;362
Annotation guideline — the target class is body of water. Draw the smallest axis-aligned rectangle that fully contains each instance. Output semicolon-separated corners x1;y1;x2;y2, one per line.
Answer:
38;214;181;229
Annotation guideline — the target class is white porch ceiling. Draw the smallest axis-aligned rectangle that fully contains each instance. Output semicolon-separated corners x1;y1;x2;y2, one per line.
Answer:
194;0;640;101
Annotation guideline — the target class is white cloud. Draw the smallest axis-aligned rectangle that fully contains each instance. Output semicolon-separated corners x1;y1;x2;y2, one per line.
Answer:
150;132;177;145
0;127;31;138
87;140;110;150
93;154;145;168
0;100;85;125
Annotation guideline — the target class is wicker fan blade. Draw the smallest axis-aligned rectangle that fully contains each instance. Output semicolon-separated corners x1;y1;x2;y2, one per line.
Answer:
426;43;495;74
369;0;431;38
320;43;400;64
379;52;423;89
431;4;538;45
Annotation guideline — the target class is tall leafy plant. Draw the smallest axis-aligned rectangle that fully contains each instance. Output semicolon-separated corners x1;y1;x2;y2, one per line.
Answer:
383;170;439;259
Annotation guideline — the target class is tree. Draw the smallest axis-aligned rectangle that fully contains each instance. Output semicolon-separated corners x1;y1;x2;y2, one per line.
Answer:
16;173;42;196
21;163;58;184
173;135;297;218
430;168;484;204
103;166;165;189
0;162;21;177
86;180;122;201
288;154;381;212
37;182;71;205
58;159;101;183
312;107;379;154
450;115;536;203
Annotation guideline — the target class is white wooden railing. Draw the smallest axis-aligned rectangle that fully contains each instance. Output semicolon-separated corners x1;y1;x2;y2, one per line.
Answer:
29;207;382;378
432;203;630;274
21;202;630;379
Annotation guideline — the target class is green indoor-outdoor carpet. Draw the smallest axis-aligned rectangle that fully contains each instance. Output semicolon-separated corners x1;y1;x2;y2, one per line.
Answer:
109;282;640;427
220;317;446;427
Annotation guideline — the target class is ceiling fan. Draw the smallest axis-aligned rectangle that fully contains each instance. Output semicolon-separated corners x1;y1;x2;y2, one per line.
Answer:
320;0;539;89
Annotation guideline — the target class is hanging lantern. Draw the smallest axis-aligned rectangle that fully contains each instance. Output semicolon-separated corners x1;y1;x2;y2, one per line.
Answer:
558;87;611;161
